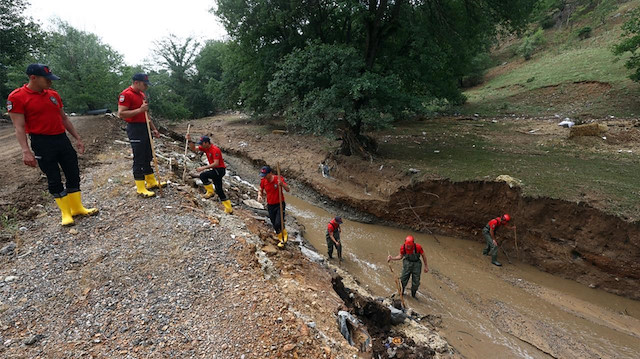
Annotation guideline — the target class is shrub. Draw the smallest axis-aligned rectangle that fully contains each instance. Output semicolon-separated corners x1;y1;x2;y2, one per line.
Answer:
577;26;592;40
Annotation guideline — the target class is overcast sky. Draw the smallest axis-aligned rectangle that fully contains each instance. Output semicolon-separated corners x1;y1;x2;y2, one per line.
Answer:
27;0;227;65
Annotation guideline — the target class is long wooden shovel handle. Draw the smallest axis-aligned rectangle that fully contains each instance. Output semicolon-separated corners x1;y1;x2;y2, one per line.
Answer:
145;111;162;196
388;262;405;308
182;124;191;181
276;162;284;234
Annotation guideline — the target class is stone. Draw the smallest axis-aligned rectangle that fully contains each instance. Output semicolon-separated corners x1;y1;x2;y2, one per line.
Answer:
24;334;44;346
0;242;16;256
4;276;18;283
283;343;296;351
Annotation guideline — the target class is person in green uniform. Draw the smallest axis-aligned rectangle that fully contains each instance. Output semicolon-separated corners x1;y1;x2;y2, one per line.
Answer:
387;235;429;298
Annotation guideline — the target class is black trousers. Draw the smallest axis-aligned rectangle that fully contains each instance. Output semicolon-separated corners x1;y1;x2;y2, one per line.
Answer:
199;167;227;201
267;202;286;234
30;133;80;197
126;122;153;180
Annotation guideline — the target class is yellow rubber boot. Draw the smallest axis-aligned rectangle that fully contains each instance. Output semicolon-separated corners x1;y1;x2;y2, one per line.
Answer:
54;196;75;226
144;174;166;190
68;191;98;217
277;232;285;248
136;180;155;197
203;184;215;199
282;228;288;243
222;200;233;214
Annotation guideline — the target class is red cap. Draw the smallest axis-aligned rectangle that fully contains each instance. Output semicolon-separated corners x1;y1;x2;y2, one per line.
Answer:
405;235;414;244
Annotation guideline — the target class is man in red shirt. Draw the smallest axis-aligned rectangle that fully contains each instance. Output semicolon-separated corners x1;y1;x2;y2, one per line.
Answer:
186;134;233;214
257;165;290;247
482;213;514;266
326;216;343;260
7;64;98;226
117;73;164;197
388;235;429;298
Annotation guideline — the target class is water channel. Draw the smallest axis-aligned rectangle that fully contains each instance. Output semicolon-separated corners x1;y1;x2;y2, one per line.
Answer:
283;194;640;359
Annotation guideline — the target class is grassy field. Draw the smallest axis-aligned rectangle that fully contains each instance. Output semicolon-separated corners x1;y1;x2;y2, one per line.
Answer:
461;0;640;117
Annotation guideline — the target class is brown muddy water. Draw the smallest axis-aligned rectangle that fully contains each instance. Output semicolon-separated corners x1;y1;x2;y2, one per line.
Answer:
285;195;640;359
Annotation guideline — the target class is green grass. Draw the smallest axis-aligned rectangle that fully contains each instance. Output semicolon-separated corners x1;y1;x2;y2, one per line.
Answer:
376;119;640;220
460;3;640;117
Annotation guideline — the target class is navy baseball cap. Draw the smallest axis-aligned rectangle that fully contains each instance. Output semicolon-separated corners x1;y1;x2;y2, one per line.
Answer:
26;64;60;80
132;73;152;85
197;136;211;144
260;166;272;177
335;216;343;224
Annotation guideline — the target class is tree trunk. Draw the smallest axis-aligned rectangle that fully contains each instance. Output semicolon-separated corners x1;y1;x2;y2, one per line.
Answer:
337;127;377;158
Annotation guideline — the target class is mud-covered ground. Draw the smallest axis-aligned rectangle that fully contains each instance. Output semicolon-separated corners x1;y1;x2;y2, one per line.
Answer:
172;115;639;300
0;116;455;358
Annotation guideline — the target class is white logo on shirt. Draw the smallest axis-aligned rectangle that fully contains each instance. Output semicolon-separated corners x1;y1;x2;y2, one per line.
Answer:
6;100;12;111
119;95;125;103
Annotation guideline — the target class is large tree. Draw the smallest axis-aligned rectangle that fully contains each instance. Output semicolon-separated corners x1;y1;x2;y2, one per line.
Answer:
44;20;124;112
0;0;44;100
215;0;537;155
153;35;213;118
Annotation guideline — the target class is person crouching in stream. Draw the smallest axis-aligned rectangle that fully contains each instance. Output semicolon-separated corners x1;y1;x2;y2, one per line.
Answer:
388;235;429;298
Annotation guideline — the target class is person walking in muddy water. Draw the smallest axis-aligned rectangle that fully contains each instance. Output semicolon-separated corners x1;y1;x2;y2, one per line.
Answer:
326;216;343;260
482;213;514;266
7;63;98;227
257;165;290;247
388;235;429;298
117;73;164;198
185;134;233;214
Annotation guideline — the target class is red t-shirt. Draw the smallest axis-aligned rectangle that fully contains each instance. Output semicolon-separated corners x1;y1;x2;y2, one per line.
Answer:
260;175;287;205
327;219;340;233
7;85;65;135
118;86;146;123
400;243;424;256
197;144;226;168
488;217;505;230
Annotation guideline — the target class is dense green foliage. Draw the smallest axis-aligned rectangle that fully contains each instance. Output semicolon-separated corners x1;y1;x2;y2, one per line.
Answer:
614;8;640;82
0;0;44;100
44;21;123;112
215;0;538;153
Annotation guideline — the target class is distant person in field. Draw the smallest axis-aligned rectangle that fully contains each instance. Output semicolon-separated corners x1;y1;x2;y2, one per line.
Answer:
388;235;429;298
7;63;98;226
257;165;290;247
326;216;343;260
185;134;233;214
482;213;514;267
117;73;164;197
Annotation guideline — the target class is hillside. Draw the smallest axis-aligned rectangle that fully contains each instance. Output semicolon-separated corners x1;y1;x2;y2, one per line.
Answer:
461;0;640;117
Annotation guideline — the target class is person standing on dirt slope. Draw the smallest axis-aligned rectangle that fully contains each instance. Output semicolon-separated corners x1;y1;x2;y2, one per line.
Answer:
388;235;429;298
326;216;343;259
117;73;164;198
185;134;233;214
482;213;514;267
257;165;290;247
7;64;99;227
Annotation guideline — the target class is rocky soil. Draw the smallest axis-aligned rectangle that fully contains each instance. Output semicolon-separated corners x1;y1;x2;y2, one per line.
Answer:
0;116;456;358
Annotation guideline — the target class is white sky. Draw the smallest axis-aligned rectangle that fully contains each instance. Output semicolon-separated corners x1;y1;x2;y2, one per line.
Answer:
27;0;227;66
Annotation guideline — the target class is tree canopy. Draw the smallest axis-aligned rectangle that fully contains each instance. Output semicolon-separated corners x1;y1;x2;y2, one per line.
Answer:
215;0;538;155
0;0;44;99
43;20;124;112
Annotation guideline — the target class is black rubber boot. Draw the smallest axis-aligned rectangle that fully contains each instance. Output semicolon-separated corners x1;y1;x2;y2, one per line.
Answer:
411;289;417;298
492;260;502;267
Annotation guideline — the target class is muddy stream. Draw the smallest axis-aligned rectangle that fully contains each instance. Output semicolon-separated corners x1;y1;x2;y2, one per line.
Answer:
282;195;640;358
